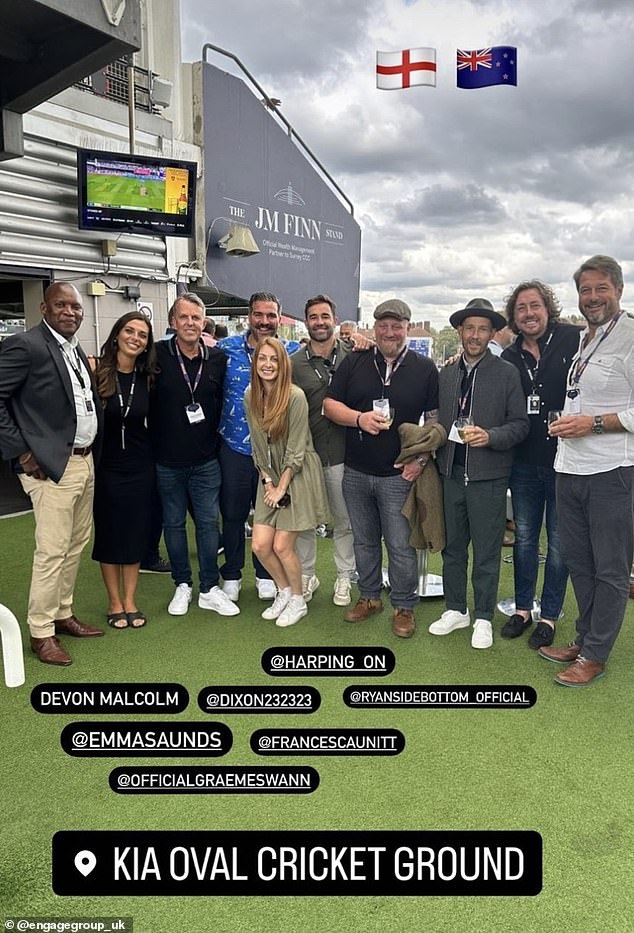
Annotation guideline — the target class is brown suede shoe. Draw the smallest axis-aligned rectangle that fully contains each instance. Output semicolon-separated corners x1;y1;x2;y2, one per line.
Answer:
55;615;104;638
392;608;416;638
31;636;72;666
538;641;581;664
554;657;605;687
344;598;383;623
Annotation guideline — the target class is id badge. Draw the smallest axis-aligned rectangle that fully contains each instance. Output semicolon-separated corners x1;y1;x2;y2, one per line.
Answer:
185;403;205;424
373;398;390;419
568;394;582;414
84;399;94;414
449;421;464;444
527;394;541;415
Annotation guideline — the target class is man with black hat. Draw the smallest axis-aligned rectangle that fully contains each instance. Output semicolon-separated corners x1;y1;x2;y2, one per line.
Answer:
323;298;438;638
430;298;529;649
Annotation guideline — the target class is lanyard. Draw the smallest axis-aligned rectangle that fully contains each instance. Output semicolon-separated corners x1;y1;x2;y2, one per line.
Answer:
519;330;554;387
243;333;256;366
305;345;337;384
115;369;137;451
373;345;407;394
567;310;623;396
458;360;479;415
60;344;87;391
175;341;203;404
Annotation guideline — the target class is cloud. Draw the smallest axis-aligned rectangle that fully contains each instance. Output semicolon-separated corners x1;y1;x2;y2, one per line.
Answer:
179;0;634;327
393;184;507;226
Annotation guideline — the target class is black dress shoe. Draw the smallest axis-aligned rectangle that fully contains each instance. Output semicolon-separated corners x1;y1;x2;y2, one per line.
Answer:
528;621;555;650
501;613;531;639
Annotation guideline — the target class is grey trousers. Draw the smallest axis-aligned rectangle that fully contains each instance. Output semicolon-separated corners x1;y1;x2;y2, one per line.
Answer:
296;462;355;579
556;467;634;664
442;466;507;621
342;466;418;610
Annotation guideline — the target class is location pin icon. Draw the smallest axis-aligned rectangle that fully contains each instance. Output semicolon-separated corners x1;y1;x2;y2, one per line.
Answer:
74;850;97;877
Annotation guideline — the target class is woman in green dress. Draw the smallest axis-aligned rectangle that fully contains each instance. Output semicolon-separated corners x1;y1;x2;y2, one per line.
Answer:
245;337;329;627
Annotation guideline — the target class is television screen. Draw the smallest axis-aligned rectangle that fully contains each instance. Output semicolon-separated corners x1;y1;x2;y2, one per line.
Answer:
77;148;197;238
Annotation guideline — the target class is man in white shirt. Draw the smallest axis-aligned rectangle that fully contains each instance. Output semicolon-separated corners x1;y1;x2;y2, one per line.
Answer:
545;255;634;686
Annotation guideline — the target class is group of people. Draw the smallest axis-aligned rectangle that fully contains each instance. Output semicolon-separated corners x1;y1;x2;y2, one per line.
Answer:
0;253;632;689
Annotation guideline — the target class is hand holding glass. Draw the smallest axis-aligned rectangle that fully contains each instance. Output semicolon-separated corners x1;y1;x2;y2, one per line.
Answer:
373;399;394;427
547;411;563;434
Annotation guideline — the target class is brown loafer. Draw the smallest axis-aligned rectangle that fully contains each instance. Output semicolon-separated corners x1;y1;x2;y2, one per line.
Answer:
538;641;580;664
554;657;605;687
55;614;104;638
31;635;72;666
344;598;383;623
392;608;416;638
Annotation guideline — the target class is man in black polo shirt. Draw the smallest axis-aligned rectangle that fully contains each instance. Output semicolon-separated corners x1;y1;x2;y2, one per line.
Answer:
151;293;238;618
324;299;439;638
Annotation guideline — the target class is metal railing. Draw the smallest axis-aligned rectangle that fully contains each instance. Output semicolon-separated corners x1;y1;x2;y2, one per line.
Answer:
201;43;354;216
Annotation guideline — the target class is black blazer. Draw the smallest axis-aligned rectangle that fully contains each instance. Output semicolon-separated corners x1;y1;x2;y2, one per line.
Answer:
0;321;103;483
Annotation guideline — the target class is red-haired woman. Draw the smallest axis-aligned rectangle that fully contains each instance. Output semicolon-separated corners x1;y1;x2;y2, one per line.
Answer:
245;337;329;627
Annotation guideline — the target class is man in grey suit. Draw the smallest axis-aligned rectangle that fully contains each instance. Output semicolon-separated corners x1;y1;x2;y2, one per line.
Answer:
0;282;104;665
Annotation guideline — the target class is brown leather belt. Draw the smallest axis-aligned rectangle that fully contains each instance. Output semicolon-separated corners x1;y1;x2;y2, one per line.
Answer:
72;446;92;456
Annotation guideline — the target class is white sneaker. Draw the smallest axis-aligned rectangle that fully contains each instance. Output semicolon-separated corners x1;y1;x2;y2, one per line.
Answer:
256;577;277;600
302;574;320;602
276;595;308;628
428;609;470;635
333;575;352;606
472;619;493;649
262;587;291;620
221;579;242;602
168;583;192;616
198;585;240;616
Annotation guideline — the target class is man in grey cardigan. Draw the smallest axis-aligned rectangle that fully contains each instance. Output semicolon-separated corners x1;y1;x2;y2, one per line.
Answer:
430;298;529;649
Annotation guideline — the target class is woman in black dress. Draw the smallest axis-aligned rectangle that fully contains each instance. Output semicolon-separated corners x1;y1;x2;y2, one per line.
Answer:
91;311;157;628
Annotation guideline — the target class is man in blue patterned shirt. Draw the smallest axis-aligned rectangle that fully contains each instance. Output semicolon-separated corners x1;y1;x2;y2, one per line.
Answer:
217;292;301;602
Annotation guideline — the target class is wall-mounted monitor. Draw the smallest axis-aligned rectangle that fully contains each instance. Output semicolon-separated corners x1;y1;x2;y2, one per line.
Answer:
77;148;197;238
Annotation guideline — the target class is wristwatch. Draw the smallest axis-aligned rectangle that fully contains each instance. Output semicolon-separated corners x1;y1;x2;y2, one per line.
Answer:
591;415;605;435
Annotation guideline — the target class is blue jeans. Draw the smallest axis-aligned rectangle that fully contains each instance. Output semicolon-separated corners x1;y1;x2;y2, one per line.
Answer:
156;458;221;592
510;461;568;621
342;466;418;610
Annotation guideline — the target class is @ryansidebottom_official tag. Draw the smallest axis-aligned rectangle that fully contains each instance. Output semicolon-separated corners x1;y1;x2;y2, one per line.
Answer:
186;403;205;424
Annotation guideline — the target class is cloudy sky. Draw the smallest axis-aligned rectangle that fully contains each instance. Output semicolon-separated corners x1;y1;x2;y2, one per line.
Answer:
179;0;634;328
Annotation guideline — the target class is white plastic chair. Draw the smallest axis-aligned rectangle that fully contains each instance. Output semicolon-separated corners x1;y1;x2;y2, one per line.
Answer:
0;603;26;687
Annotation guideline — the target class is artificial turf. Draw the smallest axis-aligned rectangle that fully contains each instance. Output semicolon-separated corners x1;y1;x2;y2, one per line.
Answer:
1;512;633;931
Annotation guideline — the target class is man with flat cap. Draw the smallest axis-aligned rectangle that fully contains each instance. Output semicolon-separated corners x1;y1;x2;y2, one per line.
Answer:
430;298;529;649
0;282;104;666
324;298;438;638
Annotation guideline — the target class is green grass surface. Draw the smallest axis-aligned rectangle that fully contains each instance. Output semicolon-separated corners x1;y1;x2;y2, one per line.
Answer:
87;173;165;212
2;513;634;931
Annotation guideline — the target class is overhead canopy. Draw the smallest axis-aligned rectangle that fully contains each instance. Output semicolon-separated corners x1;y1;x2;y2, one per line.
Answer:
1;0;141;158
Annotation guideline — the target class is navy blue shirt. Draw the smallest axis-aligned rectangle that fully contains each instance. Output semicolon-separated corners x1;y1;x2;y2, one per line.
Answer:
502;323;581;467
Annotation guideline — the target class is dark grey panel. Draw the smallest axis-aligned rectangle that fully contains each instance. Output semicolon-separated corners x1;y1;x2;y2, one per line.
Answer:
202;63;361;321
